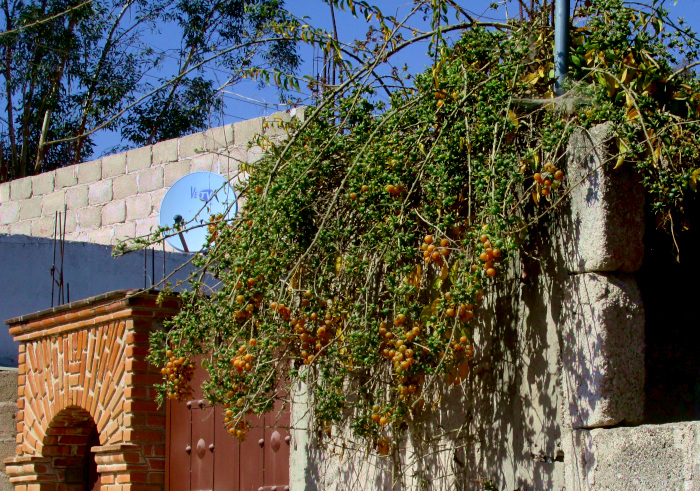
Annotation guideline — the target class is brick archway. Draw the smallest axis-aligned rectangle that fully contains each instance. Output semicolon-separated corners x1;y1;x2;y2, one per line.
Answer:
38;406;100;489
4;291;180;490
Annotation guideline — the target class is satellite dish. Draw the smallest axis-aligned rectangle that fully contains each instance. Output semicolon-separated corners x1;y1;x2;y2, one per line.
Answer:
159;171;238;252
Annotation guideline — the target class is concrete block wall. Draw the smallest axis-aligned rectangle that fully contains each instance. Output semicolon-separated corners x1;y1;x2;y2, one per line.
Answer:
0;370;17;491
289;123;697;490
0;109;302;250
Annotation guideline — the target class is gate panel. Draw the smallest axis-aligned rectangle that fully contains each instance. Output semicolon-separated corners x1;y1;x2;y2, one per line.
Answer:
166;363;290;490
213;408;240;490
166;398;191;491
263;400;290;488
239;416;265;491
191;403;215;491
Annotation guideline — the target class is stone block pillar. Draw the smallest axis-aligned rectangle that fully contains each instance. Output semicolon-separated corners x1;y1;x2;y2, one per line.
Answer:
3;290;179;490
559;124;647;489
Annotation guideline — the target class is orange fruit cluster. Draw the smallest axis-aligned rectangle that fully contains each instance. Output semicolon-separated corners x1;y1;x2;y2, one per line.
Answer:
291;308;340;365
162;350;195;401
477;234;503;278
385;184;404;196
230;342;256;374
534;162;564;197
421;235;450;265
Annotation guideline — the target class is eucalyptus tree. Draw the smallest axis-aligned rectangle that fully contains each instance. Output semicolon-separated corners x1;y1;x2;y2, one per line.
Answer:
0;0;300;181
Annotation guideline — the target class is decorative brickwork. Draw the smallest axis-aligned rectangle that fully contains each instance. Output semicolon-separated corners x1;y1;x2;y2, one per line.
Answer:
3;291;179;490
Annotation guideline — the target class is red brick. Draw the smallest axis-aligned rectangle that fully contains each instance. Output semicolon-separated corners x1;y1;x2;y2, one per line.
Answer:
123;430;164;444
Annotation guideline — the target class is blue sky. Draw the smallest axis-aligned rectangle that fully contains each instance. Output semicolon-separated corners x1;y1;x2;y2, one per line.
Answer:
91;0;700;156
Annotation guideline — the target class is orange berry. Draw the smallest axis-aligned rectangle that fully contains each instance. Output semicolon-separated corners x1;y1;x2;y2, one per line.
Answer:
492;248;502;258
554;170;564;180
446;308;456;317
534;173;543;182
424;235;434;244
248;339;257;347
440;238;449;247
486;268;497;277
479;234;489;243
541;188;550;196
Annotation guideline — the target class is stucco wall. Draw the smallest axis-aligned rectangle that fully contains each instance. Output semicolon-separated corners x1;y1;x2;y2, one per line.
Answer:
0;370;16;491
289;123;698;490
0;235;193;367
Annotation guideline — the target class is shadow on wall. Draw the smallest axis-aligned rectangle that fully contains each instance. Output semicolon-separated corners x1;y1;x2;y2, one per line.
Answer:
0;234;194;367
298;221;569;491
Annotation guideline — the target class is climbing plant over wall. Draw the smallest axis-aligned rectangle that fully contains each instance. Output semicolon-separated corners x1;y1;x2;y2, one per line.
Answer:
144;0;700;470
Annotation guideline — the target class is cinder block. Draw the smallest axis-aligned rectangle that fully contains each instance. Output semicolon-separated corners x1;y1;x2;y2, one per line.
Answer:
10;178;31;200
32;172;55;196
179;132;206;158
290;106;306;122
163;160;190;187
65;185;89;209
0;201;20;224
19;197;43;220
137;167;163;193
90;227;114;246
77;207;101;230
41;190;65;215
134;218;157;239
264;110;293;137
126;194;152;221
153;139;178;164
64;210;77;233
561;272;644;429
31;216;56;238
55;166;78;189
8;221;31;235
113;221;136;244
102;200;126;225
564;422;700;490
102;152;127;179
189;154;215;173
77;159;102;184
564;123;644;273
127;145;152;173
0;371;17;401
219;147;246;177
247;145;265;164
0;182;9;202
113;173;138;200
149;189;167;217
233;117;263;147
88;180;113;205
204;125;234;150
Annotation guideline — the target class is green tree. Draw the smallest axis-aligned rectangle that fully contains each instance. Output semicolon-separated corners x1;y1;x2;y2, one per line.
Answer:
140;0;700;484
0;0;300;181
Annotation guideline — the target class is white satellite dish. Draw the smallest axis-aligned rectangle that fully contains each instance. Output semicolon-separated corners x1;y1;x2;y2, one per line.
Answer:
159;171;238;252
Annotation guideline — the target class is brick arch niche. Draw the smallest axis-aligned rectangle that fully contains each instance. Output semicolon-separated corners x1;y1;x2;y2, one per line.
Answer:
4;290;180;490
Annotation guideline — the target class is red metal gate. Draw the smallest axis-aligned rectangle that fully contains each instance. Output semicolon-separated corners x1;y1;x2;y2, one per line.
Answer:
165;367;290;491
